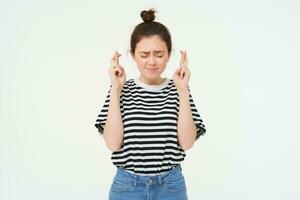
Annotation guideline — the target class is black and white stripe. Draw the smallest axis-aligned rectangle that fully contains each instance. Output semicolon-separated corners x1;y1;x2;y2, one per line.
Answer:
95;78;206;175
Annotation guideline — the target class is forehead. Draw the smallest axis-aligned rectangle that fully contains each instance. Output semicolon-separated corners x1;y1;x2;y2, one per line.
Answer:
138;50;165;53
135;35;168;52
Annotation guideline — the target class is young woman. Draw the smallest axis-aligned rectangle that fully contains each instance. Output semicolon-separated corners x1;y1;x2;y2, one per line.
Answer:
95;9;206;200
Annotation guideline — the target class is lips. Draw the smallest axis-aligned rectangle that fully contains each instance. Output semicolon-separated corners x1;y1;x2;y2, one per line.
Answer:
146;68;158;72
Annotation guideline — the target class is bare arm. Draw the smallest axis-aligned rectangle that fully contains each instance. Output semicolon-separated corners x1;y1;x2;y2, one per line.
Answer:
173;50;197;150
177;89;197;151
103;51;126;151
103;87;124;151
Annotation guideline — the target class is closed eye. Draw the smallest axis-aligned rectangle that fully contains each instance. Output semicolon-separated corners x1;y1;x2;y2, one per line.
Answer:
139;54;164;58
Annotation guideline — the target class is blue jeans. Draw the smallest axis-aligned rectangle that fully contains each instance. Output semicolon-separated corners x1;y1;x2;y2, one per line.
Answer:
108;165;188;200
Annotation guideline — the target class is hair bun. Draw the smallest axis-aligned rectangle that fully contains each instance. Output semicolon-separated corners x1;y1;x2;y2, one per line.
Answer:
140;9;156;23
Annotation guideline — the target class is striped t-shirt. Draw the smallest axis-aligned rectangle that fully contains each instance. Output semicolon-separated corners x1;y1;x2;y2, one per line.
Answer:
95;77;206;175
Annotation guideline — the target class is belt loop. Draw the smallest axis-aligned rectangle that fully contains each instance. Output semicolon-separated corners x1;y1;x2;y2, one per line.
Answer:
158;175;162;185
133;174;137;186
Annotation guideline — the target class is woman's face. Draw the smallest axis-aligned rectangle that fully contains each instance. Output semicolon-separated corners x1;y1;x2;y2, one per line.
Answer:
133;35;170;83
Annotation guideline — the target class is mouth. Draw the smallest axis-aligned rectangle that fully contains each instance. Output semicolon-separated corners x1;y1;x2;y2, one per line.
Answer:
146;68;158;72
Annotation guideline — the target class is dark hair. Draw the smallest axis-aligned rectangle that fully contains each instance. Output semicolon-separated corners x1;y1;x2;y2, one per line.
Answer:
130;9;172;56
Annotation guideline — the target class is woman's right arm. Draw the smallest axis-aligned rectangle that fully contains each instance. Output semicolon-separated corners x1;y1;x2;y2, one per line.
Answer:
103;87;124;151
103;51;126;151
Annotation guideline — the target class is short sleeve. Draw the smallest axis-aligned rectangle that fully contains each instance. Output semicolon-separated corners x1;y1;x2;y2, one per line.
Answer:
94;88;111;136
188;90;207;141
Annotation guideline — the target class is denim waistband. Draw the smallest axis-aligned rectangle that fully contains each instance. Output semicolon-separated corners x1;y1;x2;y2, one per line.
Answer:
114;165;182;186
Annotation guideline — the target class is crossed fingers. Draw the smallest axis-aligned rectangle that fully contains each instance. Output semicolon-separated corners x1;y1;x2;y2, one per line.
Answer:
180;50;188;69
111;51;121;69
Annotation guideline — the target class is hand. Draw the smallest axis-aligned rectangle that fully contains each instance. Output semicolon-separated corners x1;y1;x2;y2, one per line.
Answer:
109;51;126;91
172;50;191;93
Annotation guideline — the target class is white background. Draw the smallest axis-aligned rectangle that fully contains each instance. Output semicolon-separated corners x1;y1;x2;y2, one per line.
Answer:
1;0;299;199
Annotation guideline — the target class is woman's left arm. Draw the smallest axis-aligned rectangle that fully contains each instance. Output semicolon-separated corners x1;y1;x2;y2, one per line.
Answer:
173;50;197;150
177;89;197;150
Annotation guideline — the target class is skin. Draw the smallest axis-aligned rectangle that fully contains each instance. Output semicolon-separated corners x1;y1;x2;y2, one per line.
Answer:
103;35;197;151
132;35;170;85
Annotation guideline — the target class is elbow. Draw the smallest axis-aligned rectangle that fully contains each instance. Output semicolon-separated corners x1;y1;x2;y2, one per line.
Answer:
103;135;123;152
107;146;122;151
178;128;197;151
104;133;123;151
178;136;195;150
103;127;123;151
106;143;122;151
180;142;194;151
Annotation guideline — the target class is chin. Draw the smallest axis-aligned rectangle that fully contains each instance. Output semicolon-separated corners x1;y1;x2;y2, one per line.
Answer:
145;74;161;80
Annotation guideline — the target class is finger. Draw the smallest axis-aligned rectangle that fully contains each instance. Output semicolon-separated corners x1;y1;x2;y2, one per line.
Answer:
118;65;124;72
180;50;188;68
180;50;185;67
182;71;186;79
179;68;183;78
115;51;121;65
181;68;187;79
110;57;117;69
111;51;121;68
116;65;125;76
185;51;188;62
114;68;122;77
182;51;188;68
118;66;124;76
177;67;185;79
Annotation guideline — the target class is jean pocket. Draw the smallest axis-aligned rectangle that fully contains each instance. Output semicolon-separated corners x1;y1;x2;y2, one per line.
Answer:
163;175;187;193
110;179;131;193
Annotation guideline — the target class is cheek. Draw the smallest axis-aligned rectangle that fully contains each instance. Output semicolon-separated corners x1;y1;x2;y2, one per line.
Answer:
158;57;169;65
135;59;148;68
135;57;144;64
139;59;148;66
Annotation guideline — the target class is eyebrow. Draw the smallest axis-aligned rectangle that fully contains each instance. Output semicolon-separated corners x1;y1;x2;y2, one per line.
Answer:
138;51;166;53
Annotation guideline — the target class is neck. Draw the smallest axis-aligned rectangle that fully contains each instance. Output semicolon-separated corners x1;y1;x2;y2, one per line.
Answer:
138;76;165;85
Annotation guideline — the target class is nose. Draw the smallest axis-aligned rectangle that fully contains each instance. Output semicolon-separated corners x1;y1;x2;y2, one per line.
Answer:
148;55;155;65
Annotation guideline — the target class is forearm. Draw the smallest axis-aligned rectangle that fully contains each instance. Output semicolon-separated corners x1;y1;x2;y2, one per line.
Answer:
103;87;124;151
177;89;197;150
